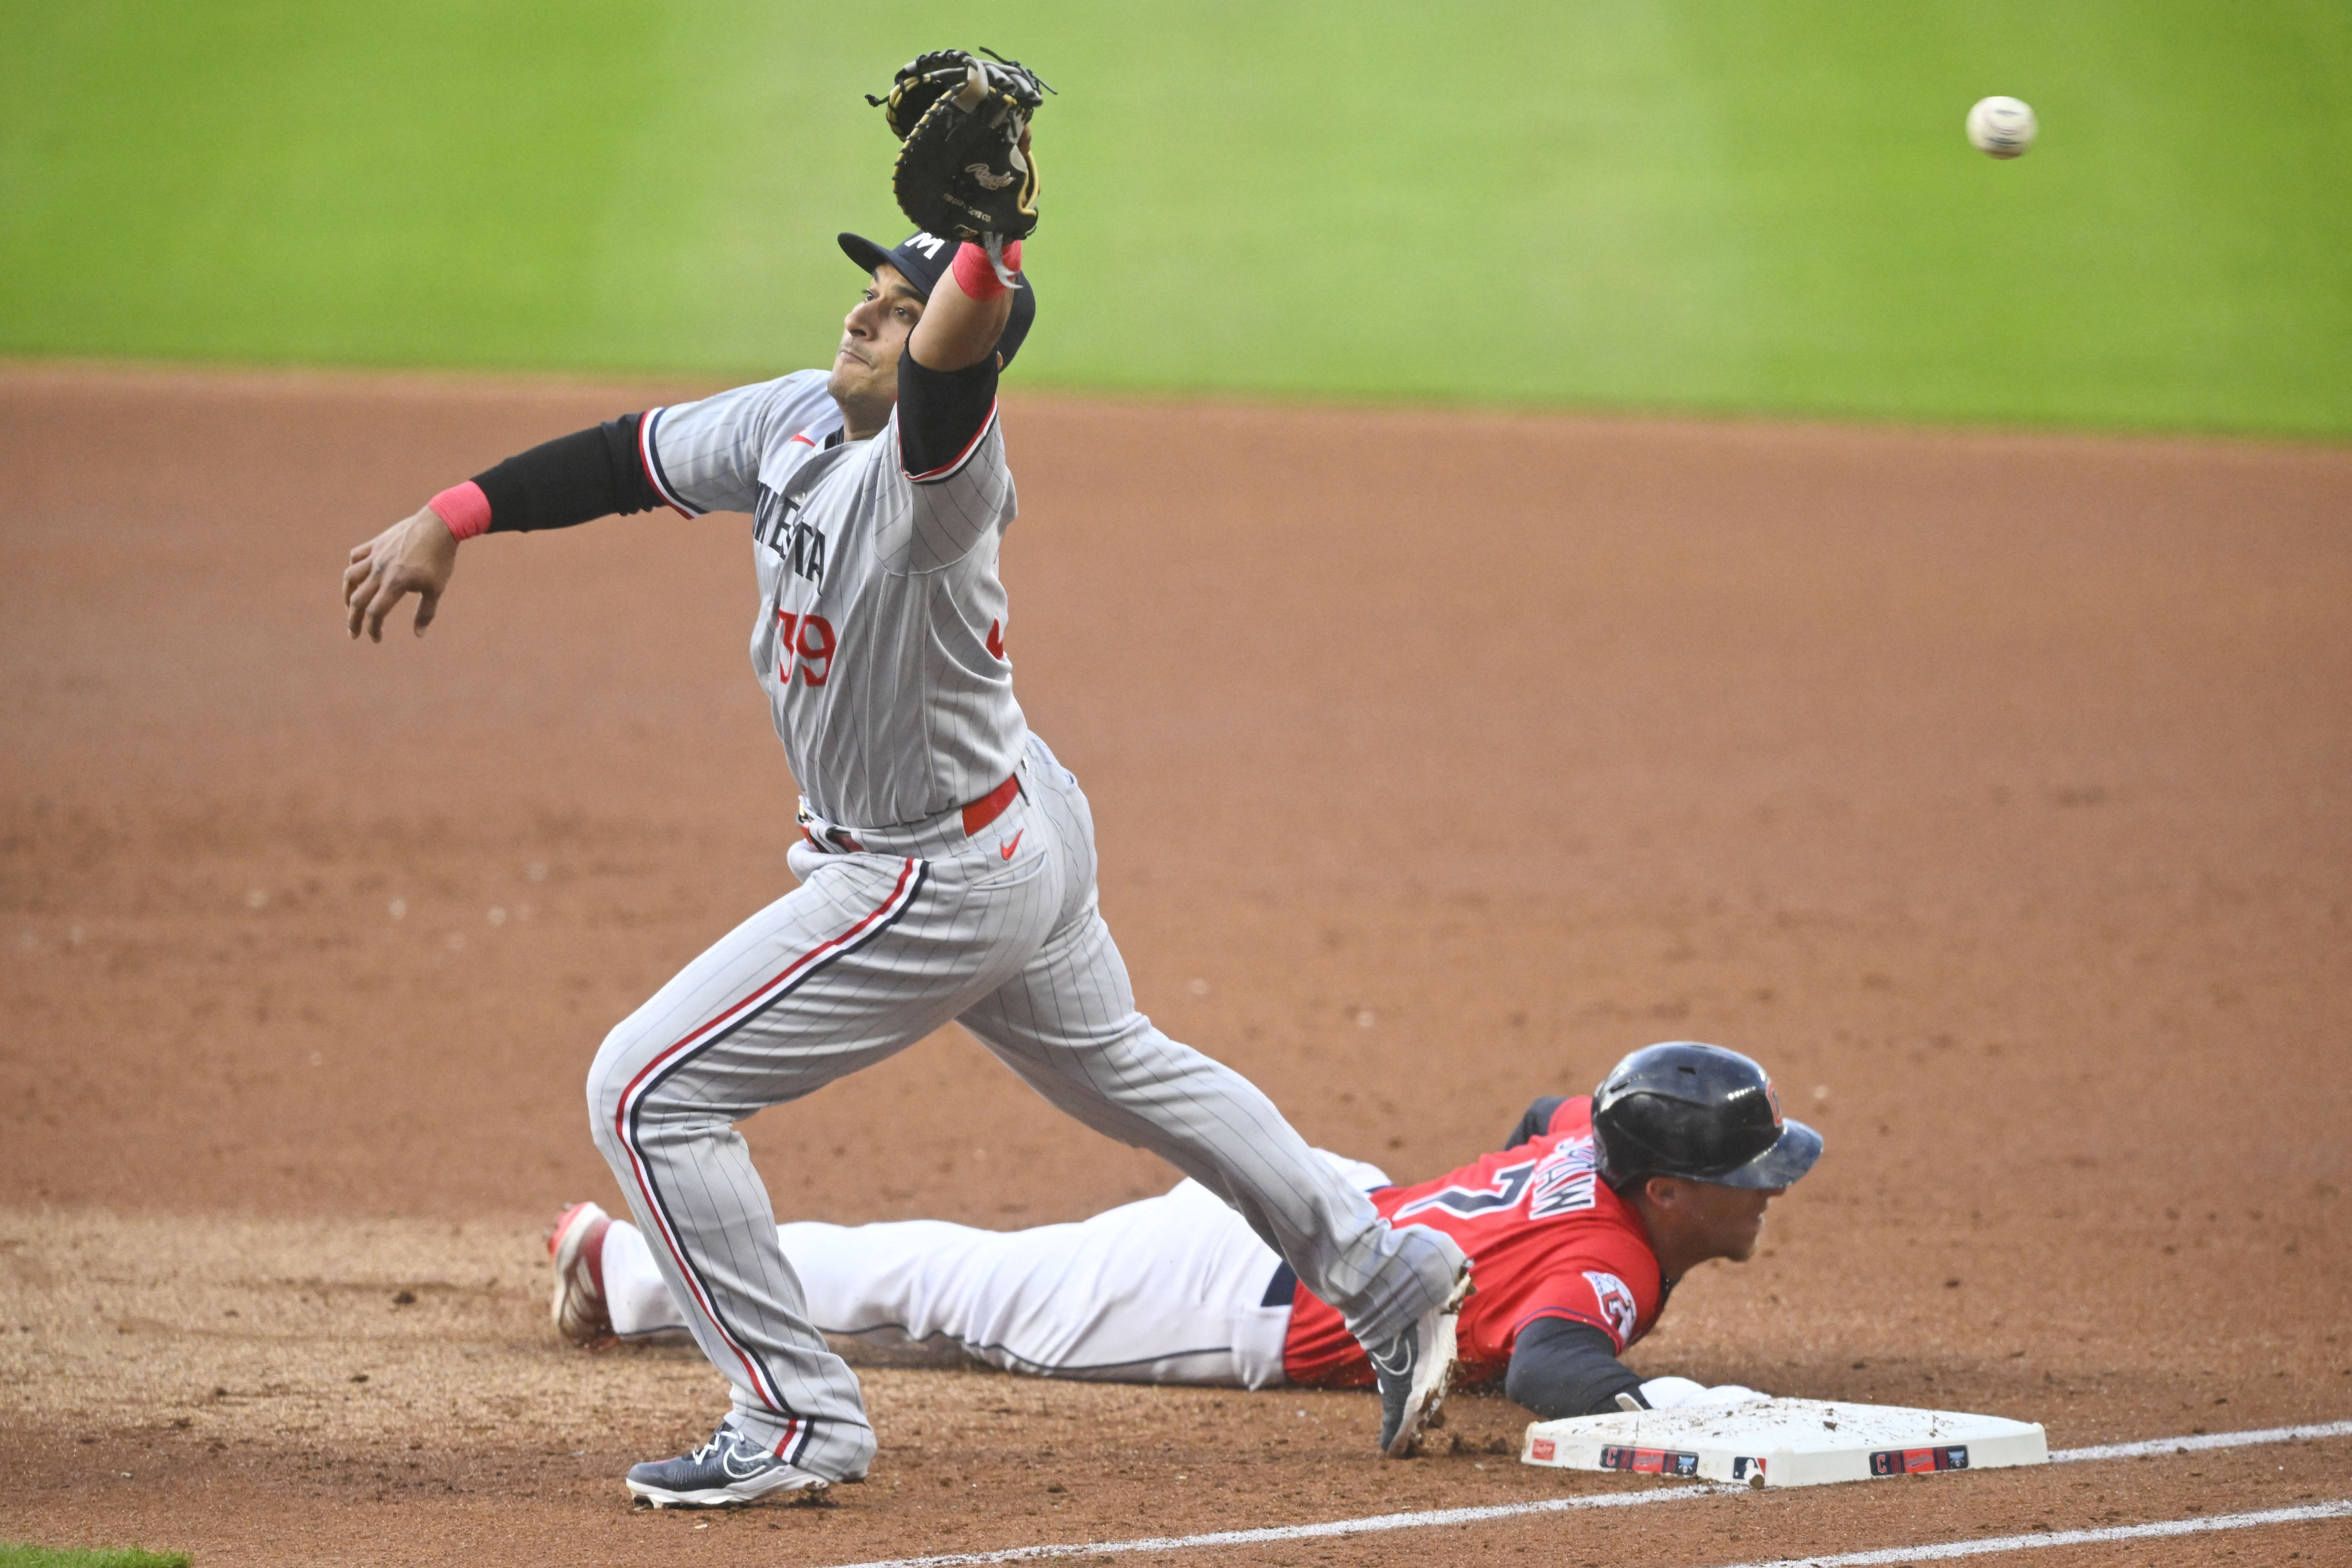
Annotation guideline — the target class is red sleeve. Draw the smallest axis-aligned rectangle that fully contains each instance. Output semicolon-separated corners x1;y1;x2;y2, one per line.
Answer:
1512;1265;1649;1353
1504;1205;1662;1356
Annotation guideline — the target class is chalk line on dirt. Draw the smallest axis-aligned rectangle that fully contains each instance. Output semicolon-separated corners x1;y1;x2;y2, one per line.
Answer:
818;1418;2352;1568
1699;1500;2352;1568
820;1486;1727;1568
2047;1417;2352;1463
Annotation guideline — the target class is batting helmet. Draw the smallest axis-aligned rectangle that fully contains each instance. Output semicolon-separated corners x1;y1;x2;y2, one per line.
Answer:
1590;1042;1822;1191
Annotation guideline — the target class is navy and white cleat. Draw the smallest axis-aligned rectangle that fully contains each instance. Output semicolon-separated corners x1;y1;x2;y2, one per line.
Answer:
1370;1262;1473;1458
625;1424;831;1508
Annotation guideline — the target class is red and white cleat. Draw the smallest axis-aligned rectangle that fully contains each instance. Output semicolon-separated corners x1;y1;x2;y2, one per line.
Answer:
546;1201;617;1349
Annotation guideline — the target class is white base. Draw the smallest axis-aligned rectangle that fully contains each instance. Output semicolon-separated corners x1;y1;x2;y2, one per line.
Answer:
1520;1397;2046;1489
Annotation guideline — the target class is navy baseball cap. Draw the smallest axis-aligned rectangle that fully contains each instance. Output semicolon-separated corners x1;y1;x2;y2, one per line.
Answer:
838;230;1036;369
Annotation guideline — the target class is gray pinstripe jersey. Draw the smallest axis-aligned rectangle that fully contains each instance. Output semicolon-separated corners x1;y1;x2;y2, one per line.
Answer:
640;371;1027;828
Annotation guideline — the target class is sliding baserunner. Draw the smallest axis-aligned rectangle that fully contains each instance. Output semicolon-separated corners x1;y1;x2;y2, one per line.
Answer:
549;1043;1820;1423
341;52;1465;1509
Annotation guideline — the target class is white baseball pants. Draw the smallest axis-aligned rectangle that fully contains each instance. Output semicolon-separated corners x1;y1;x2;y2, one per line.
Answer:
598;1153;1394;1387
585;735;1461;1480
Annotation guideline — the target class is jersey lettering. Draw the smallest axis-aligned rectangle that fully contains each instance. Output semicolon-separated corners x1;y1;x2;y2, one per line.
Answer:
1528;1137;1599;1219
1281;1099;1667;1390
752;483;791;551
755;488;830;588
1392;1157;1537;1222
787;520;827;585
662;369;1020;828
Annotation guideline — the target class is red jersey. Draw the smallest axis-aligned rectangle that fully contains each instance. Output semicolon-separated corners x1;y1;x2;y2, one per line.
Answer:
1282;1097;1666;1387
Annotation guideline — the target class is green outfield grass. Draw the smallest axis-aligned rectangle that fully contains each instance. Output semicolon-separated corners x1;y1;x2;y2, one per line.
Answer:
3;1;2346;434
0;1546;189;1568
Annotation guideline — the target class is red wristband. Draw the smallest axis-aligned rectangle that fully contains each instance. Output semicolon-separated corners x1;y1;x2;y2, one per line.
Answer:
427;480;491;541
950;240;1022;301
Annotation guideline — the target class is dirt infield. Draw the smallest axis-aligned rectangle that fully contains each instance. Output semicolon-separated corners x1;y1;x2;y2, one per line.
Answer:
2;364;2348;1566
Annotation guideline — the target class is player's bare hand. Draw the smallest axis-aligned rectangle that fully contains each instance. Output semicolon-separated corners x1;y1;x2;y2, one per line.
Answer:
344;506;459;642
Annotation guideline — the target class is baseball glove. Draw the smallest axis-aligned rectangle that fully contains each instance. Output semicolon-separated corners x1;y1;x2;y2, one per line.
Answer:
867;49;1050;277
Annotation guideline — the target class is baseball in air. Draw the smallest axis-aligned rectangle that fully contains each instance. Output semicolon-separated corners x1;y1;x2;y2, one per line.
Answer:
1967;96;2037;158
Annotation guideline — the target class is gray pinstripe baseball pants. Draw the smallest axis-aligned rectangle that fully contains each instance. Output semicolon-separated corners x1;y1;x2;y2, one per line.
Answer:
586;734;1464;1480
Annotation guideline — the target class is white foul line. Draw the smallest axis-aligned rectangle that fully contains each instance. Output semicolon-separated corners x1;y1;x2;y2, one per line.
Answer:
818;1485;1728;1568
818;1417;2352;1568
2048;1417;2352;1464
1700;1500;2352;1567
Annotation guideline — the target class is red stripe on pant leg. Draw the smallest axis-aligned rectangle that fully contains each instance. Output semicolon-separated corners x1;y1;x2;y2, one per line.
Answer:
614;857;922;1415
616;860;920;1407
617;855;920;1107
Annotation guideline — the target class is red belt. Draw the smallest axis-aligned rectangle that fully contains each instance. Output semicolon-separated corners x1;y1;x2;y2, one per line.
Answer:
801;774;1021;854
961;773;1022;836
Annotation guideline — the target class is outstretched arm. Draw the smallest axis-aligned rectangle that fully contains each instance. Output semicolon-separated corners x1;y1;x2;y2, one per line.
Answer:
342;413;672;641
905;128;1027;374
907;256;1013;372
1504;1317;1647;1418
1505;1321;1770;1419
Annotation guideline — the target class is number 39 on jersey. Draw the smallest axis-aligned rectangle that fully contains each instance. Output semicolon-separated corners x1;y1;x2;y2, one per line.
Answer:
773;609;838;689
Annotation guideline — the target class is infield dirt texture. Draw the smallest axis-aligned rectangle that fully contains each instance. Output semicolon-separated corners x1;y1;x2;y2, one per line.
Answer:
2;365;2348;1564
5;2;2351;1561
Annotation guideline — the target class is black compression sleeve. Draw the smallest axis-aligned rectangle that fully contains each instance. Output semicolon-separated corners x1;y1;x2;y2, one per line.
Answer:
896;348;1000;481
1504;1317;1646;1419
1505;1096;1569;1150
473;414;665;533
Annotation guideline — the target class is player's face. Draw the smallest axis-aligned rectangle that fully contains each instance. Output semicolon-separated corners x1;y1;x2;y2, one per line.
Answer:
1686;1181;1784;1264
829;264;924;416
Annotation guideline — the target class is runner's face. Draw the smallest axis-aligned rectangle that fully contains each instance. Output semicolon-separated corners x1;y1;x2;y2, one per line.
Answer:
829;263;924;410
1637;1175;1785;1267
1680;1180;1782;1263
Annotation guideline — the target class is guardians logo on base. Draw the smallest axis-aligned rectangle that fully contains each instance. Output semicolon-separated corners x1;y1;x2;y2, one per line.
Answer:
1871;1445;1970;1476
1600;1445;1702;1477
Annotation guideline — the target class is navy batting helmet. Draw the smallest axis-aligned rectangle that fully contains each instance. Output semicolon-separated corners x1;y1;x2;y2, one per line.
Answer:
1590;1042;1822;1191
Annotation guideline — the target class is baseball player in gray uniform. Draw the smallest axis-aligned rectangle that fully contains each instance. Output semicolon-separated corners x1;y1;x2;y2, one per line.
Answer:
341;154;1467;1504
541;1042;1811;1424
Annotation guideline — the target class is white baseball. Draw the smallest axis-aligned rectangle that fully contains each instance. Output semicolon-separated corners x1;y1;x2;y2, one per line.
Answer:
1967;96;2037;158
